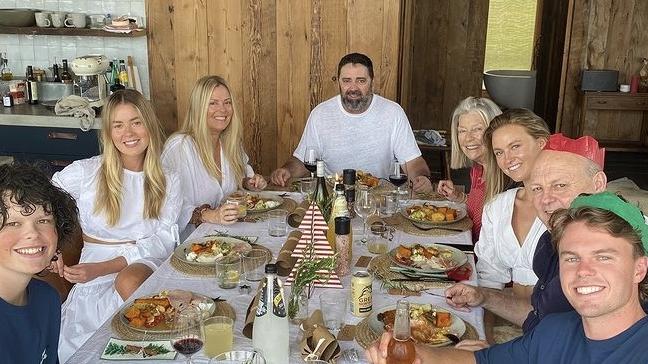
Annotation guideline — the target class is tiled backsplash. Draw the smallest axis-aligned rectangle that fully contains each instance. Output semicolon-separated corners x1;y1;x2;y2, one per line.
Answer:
0;0;149;97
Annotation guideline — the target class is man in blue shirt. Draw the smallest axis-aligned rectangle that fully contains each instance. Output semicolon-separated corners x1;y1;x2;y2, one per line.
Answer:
366;192;648;363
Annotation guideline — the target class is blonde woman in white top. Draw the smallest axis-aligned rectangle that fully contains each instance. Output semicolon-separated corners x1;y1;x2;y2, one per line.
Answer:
162;76;266;237
54;90;182;362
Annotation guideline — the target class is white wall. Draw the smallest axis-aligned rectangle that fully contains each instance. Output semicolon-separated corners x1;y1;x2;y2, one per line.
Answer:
0;0;149;97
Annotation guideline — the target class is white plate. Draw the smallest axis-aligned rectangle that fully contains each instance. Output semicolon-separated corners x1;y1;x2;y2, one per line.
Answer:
368;303;466;347
401;200;467;226
119;290;216;333
173;236;251;266
245;192;285;213
389;243;468;273
101;338;176;360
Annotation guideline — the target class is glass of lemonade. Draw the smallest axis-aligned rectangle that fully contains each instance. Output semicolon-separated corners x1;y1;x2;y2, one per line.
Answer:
215;256;241;289
203;316;234;358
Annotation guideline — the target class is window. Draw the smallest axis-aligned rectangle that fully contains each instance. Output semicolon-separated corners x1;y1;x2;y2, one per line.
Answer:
484;0;539;72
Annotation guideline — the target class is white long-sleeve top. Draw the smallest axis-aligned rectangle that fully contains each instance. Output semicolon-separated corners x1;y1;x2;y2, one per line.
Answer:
51;156;182;265
161;134;255;231
475;187;547;289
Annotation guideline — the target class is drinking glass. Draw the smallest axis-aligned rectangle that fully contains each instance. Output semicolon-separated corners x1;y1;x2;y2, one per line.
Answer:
300;177;316;202
319;292;348;333
354;186;376;246
303;147;318;177
171;308;204;364
388;159;408;204
203;316;234;358
215;255;242;289
267;209;288;237
242;249;270;282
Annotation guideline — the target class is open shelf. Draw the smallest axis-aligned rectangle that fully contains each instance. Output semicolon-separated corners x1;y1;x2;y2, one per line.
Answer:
0;26;146;37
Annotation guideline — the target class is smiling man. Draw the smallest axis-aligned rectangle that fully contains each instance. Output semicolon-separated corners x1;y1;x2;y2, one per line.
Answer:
270;53;432;192
366;192;648;363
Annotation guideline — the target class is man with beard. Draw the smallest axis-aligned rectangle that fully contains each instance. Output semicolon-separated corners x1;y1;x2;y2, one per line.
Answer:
270;53;432;192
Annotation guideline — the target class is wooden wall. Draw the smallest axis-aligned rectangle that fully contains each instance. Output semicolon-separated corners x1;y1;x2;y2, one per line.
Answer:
558;0;648;140
146;0;401;175
399;0;490;132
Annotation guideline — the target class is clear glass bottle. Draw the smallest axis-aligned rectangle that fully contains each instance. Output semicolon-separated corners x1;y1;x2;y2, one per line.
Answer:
118;59;129;88
252;264;289;364
327;183;349;249
387;300;416;364
1;53;13;81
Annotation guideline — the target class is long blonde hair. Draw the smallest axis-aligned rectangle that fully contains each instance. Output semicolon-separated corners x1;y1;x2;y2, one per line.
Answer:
95;90;167;226
176;75;246;186
483;109;549;202
449;97;502;169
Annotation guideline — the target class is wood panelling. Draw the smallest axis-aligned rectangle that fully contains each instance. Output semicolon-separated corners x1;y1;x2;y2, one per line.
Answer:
558;0;648;145
399;0;489;132
147;0;401;175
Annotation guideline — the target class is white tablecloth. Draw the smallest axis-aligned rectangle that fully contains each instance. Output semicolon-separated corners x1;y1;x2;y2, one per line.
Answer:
68;192;484;363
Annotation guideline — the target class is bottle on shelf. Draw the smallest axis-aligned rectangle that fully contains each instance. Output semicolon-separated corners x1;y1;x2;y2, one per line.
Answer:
110;78;125;94
252;263;289;364
327;183;350;249
60;59;72;84
52;62;61;83
386;299;416;364
1;53;13;81
3;91;13;107
26;66;38;105
118;59;129;88
312;160;330;219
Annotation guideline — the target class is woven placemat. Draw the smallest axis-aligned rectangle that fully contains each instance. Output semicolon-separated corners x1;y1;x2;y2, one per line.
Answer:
243;198;298;222
111;300;236;340
369;254;455;291
384;213;472;237
170;243;273;276
354;314;479;349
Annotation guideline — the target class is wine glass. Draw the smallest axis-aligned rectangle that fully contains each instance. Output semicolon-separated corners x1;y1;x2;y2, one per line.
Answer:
354;186;376;246
171;308;204;364
303;147;318;177
388;159;408;205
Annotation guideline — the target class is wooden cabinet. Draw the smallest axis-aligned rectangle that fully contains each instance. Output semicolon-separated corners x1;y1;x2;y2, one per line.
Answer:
0;125;99;173
578;92;648;152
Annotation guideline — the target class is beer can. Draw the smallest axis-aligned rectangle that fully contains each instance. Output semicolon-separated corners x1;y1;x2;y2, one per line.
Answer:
351;270;373;317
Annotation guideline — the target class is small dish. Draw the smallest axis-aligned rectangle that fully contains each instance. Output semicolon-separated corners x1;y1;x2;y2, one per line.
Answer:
101;338;176;360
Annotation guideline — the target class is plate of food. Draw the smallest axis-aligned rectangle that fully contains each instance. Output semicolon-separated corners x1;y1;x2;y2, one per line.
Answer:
401;201;467;226
120;290;216;333
326;170;382;189
245;192;284;213
369;303;466;347
173;236;251;266
389;243;468;272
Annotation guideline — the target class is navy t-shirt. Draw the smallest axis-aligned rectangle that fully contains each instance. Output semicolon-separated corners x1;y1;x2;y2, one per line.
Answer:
0;279;61;364
476;311;648;364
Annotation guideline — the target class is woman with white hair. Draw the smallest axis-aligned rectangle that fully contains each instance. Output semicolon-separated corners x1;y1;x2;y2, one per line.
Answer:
437;97;502;242
162;75;267;238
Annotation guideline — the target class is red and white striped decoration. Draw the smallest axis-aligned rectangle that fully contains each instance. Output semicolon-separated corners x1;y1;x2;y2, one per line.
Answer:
284;203;343;288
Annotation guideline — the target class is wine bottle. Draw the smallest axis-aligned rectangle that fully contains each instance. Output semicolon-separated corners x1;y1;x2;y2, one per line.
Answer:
313;160;330;220
26;66;38;105
60;59;72;84
387;300;416;364
252;264;289;364
52;63;61;83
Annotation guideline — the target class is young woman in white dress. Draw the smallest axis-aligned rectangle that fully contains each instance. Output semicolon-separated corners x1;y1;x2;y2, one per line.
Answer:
54;90;182;362
162;75;267;237
476;109;551;296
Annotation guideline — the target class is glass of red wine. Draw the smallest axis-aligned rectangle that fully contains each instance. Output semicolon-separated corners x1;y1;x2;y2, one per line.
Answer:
171;307;204;364
303;147;318;177
389;159;408;193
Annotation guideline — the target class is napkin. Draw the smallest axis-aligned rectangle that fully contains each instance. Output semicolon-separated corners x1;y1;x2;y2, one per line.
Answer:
288;199;312;227
276;230;302;276
242;285;263;339
300;310;341;362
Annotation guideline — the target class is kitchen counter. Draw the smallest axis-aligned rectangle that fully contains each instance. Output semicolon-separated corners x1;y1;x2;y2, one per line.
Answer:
0;103;101;130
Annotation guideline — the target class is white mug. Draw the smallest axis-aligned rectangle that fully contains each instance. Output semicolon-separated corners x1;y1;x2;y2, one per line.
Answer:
51;12;66;28
35;12;51;28
88;14;105;29
64;13;87;28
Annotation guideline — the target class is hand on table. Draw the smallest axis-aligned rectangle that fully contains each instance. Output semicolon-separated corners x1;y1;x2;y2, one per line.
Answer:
445;283;485;310
246;174;268;191
202;204;239;225
63;262;104;284
270;167;291;187
411;175;433;194
365;331;422;364
437;180;462;201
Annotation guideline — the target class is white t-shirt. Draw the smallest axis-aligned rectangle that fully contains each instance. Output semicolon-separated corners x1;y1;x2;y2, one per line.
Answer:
293;94;422;178
475;187;547;289
162;134;255;232
51;156;182;266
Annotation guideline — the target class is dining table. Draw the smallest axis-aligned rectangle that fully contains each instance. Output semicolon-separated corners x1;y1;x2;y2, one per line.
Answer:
68;191;485;363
